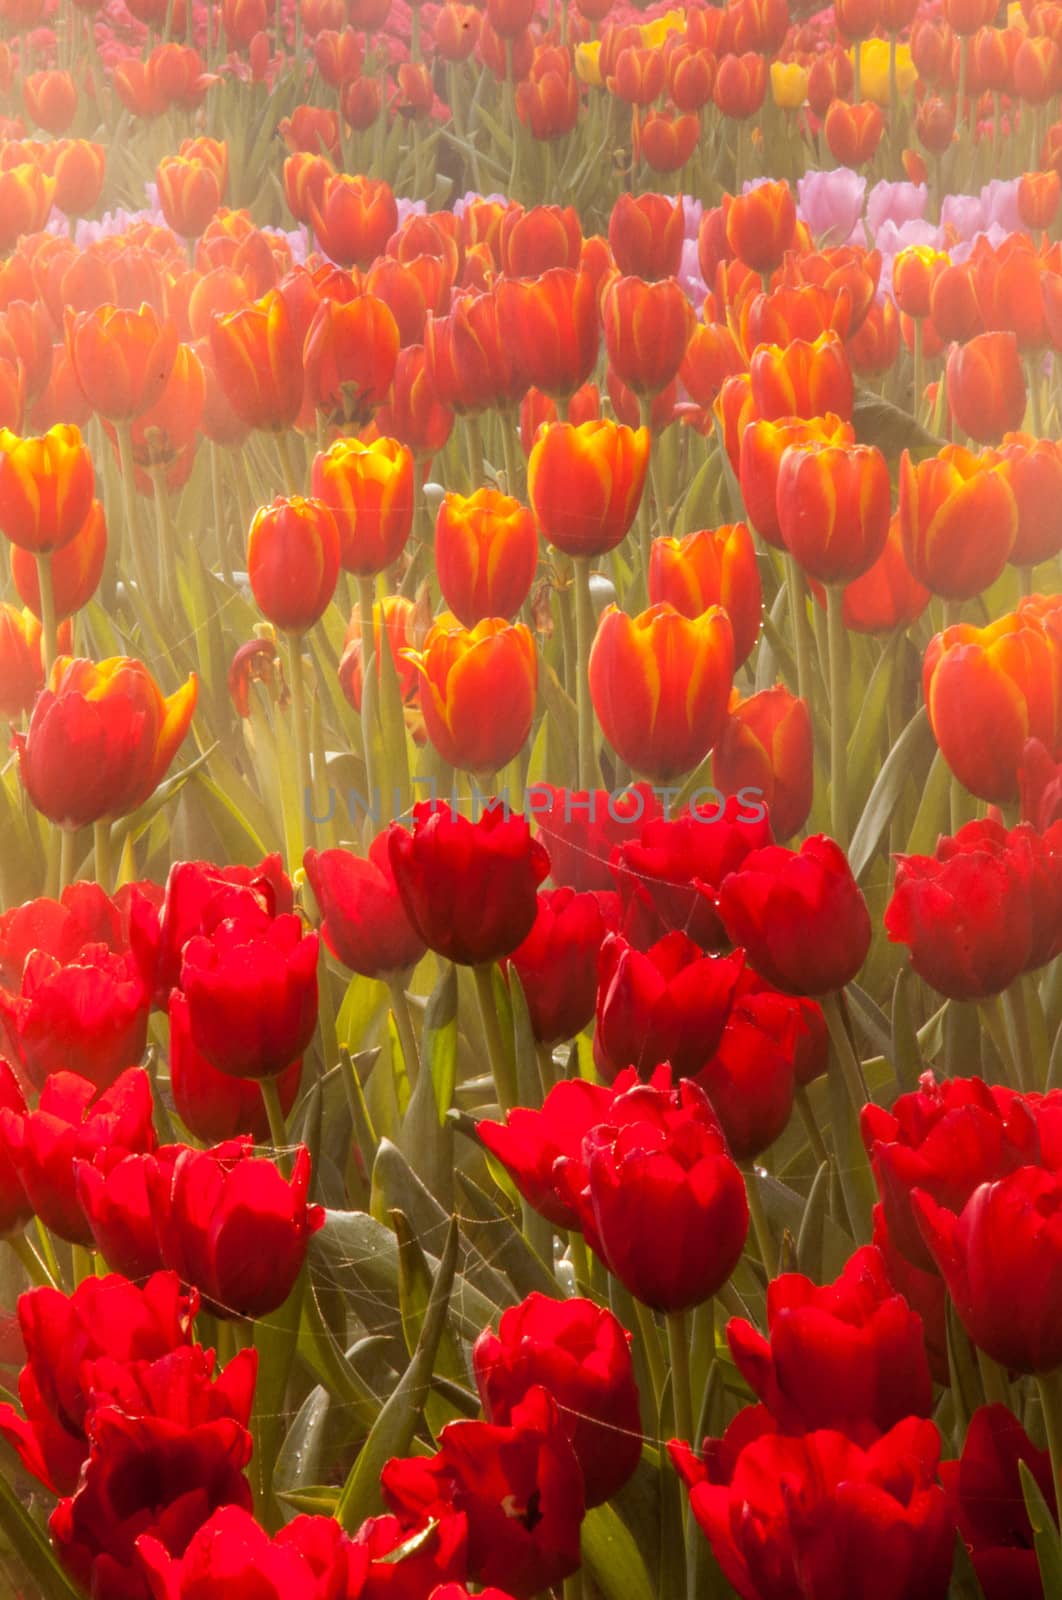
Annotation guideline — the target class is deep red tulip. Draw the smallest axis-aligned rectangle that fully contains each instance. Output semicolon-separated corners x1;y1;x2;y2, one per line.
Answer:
0;1060;28;1236
136;1505;364;1599
529;783;660;892
148;855;291;1005
150;1138;324;1318
168;992;301;1145
940;1404;1055;1600
387;802;550;967
73;1147;176;1280
473;1293;642;1507
505;886;618;1045
693;992;797;1160
304;838;426;980
715;835;872;995
478;1074;622;1230
594;930;745;1081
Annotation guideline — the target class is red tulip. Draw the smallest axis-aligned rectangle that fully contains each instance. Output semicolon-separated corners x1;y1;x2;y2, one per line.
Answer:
304;837;427;980
506;886;618;1044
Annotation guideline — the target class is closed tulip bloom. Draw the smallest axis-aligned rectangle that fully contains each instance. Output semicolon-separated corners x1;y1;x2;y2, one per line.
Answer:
66;303;178;422
602;275;695;396
247;495;339;634
726;1244;934;1440
283;151;334;227
749;330;855;420
151;1138;323;1318
179;911;319;1080
387;801;550;967
408;616;537;774
435;1;481;59
560;1070;749;1311
506;886;618;1045
672;1416;955;1600
738;413;854;547
826;98;885;165
23;69;78;133
608;191;685;280
1018;168;1061;230
776;439;891;584
914;1167;1062;1372
0;164;55;255
311;435;414;575
639;109;701;172
589;603;735;781
304;835;427;979
899;445;1017;599
473;1294;642;1508
0;942;150;1094
649;523;761;667
594;929;746;1081
495;268;599;398
478;1074;622;1229
0;423;94;556
499;204;582;277
208;288;302;432
848;294;900;379
528;418;649;557
379;343;454;459
10;499;106;623
984;432;1062;567
0;604;49;719
714;686;813;842
825;510;930;633
530;782;660;892
13;656;197;830
892;245;948;319
136;1506;368;1598
168;992;301;1144
945;330;1026;444
725;180;797;274
309;173;398;268
424;290;521;414
155;155;222;238
301;293;399;429
716;835;872;995
941;1404;1055;1600
436;488;538;626
714;50;767;117
73;1148;175;1280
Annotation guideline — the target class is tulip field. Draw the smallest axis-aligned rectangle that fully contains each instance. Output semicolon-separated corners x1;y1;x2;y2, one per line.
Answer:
2;0;1062;1593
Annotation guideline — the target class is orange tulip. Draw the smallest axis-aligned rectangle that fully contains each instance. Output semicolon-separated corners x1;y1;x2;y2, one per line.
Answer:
649;523;762;666
0;424;95;555
816;511;930;634
10;498;106;622
519;381;600;455
608;191;684;281
22;69;77;134
0;358;22;435
738;413;855;547
338;595;423;735
222;0;268;45
208;288;303;432
680;320;745;408
776;440;892;584
155;154;222;238
1018;170;1061;230
516;50;580;139
899;445;1018;598
309;174;398;269
714;685;814;840
114;342;205;469
43;139;105;217
247;496;340;634
945;330;1027;444
982;433;1062;568
435;488;538;626
589;602;735;780
435;1;481;60
363;254;451;345
824;99;885;166
602;275;695;396
724;179;797;274
713;51;767;117
713;371;758;473
737;284;852;358
283;152;334;228
408;617;537;773
891;246;949;321
313;24;363;85
528;417;650;557
424;290;521;414
637;109;701;172
923;601;1062;802
0;163;55;254
498;203;582;278
608;44;666;104
302;293;399;428
1014;34;1060;102
67;303;179;423
311;435;414;575
13;656;198;829
749;330;854;421
495;268;599;398
375;343;454;460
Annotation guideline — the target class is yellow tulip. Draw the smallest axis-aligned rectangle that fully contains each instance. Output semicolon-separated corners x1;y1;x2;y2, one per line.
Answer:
641;7;685;46
852;38;917;104
770;60;809;109
575;38;603;86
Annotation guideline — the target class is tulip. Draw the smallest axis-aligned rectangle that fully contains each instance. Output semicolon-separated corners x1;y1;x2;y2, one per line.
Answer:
529;782;660;892
713;686;814;842
672;1416;955;1600
594;930;746;1081
945;330;1027;445
776;439;891;584
602;275;695;397
608;191;685;280
0;164;55;253
639;108;701;171
725;180;797;274
824;97;885;165
155;154;222;238
304;836;426;980
435;488;538;627
820;510;930;633
168;992;301;1144
716;835;872;995
0;1068;155;1243
378;343;454;459
479;1074;621;1230
941;1404;1055;1600
283;151;334;226
301;293;400;430
136;1506;367;1598
1018;169;1061;230
208;288;302;433
66;303;178;423
424;290;521;415
388;801;550;967
310;435;414;575
714;51;767;117
528;418;649;558
560;1069;749;1311
680;320;745;409
338;595;423;734
0;604;50;720
505;886;618;1045
899;445;1017;599
407;616;537;775
179;911;319;1080
807;46;855;114
495;268;599;399
473;1294;642;1508
246;495;339;634
499;205;582;277
860;1071;1039;1270
648;523;761;667
749;330;854;420
308;173;398;268
73;1148;173;1280
738;413;854;548
0;937;150;1094
0;423;94;561
892;245;949;320
13;656;197;830
589;603;735;781
984;432;1062;568
435;2;481;59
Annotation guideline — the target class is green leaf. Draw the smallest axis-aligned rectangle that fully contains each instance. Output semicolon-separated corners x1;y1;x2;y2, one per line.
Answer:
0;1470;84;1600
904;746;953;858
891;968;924;1093
581;1500;657;1600
455;1170;563;1301
849;708;935;882
1020;1459;1062;1593
852;387;945;460
795;1160;831;1283
336;972;386;1054
334;1218;459;1531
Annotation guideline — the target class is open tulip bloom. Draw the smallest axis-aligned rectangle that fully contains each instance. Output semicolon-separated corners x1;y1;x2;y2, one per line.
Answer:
0;12;1061;1600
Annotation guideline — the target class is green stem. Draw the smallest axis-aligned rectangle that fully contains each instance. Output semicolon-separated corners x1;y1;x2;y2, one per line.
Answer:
386;973;421;1087
149;466;179;612
59;829;76;893
259;1074;292;1174
7;1231;56;1288
821;990;876;1244
795;1086;830;1170
568;1229;591;1293
785;555;813;707
743;1165;776;1277
71;1243;95;1285
35;553;58;677
275;428;302;498
634;1298;667;1421
1002;980;1037;1094
1037;1368;1062;1532
357;574;378;809
980;995;1020;1087
826;583;849;848
93;819;111;891
667;1309;694;1444
573;556;598;792
473;962;517;1112
287;632;311;866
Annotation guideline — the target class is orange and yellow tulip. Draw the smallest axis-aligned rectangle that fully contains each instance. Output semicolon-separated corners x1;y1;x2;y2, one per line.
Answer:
899;445;1018;598
302;293;400;429
10;498;106;622
309;174;398;269
407;617;538;773
602;274;696;396
749;330;855;421
67;303;179;423
776;439;892;584
714;685;814;840
649;522;762;666
0;424;95;554
247;496;340;635
311;435;414;575
528;417;650;557
738;413;854;547
435;487;539;627
208;289;303;432
944;330;1027;445
725;179;797;274
155;154;223;238
495;268;599;398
